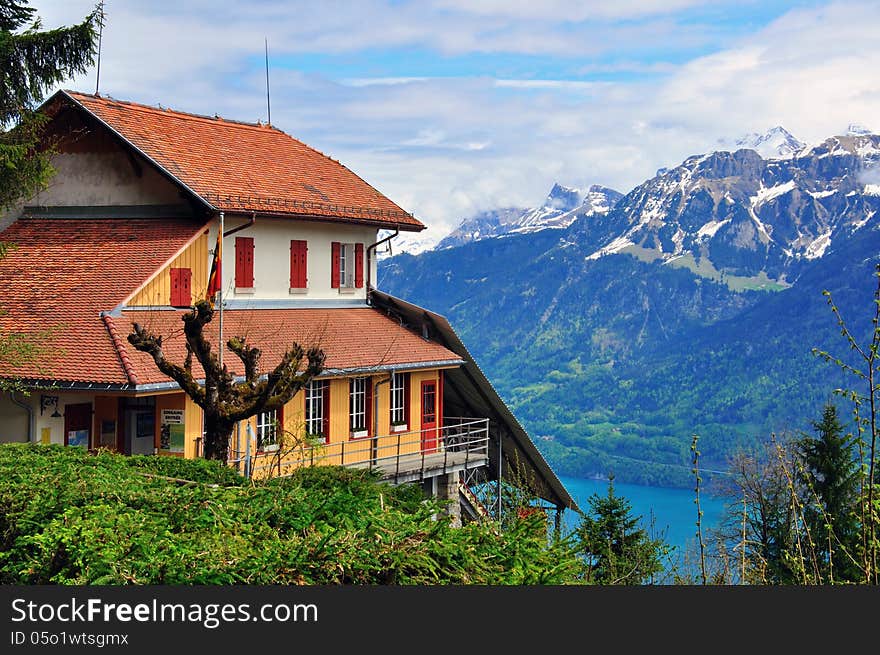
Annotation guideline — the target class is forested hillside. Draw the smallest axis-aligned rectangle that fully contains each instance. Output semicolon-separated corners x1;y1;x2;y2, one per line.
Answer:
381;136;880;487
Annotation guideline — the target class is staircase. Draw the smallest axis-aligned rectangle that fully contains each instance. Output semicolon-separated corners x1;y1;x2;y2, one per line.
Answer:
459;481;491;522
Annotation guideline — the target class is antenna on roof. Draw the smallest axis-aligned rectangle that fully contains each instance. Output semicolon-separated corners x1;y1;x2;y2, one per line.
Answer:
264;37;271;126
94;1;106;95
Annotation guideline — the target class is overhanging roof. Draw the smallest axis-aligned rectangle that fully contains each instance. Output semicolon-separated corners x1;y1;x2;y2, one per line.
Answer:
369;289;578;512
41;90;424;231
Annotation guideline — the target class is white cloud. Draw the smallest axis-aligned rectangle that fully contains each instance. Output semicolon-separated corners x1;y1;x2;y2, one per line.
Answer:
23;1;880;253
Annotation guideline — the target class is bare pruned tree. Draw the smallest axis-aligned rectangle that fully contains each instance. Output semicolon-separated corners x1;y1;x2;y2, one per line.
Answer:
128;299;325;460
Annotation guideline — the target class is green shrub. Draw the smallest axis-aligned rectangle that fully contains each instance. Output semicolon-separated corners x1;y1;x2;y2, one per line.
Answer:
0;444;579;585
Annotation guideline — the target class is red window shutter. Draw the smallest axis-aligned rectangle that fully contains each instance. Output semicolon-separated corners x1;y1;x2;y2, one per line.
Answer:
322;381;331;443
355;243;364;288
290;240;308;288
404;373;411;428
365;377;373;437
235;237;254;288
170;267;192;306
170;268;181;306
330;242;340;288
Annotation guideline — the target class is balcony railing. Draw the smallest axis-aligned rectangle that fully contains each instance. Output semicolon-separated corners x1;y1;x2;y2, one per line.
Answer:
232;417;490;482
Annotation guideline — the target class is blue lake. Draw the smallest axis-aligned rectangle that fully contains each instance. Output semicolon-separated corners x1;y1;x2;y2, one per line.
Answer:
557;475;728;560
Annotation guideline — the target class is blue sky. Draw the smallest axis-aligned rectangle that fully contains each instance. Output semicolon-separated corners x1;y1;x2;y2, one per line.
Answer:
32;1;880;249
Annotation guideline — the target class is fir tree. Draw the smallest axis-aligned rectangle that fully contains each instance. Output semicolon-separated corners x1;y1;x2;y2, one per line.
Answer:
0;0;100;209
797;404;862;582
574;475;669;584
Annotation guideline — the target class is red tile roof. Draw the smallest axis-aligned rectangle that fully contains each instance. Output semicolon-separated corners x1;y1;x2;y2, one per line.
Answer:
60;91;424;232
114;307;463;385
0;218;207;384
0;217;459;386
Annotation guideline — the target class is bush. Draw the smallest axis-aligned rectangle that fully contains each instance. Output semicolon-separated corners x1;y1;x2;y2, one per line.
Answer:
0;444;579;585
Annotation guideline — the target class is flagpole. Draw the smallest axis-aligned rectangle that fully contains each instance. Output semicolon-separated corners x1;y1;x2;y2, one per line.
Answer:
218;211;224;370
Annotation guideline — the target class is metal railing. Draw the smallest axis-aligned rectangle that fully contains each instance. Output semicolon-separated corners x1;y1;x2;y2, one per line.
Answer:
231;417;490;481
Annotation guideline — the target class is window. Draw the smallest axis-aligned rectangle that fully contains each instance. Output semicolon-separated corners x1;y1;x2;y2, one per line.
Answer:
256;408;280;451
389;371;409;428
305;380;330;441
349;376;372;437
170;267;192;306
331;242;364;290
290;239;308;290
422;383;436;425
235;236;254;289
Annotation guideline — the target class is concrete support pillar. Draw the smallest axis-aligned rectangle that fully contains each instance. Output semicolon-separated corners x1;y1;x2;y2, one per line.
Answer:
438;472;461;528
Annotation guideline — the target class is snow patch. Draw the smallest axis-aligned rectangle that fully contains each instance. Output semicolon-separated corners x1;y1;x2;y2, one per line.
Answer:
857;141;880;158
808;189;837;199
697;218;731;238
863;184;880;196
804;230;832;259
751;180;796;207
853;210;876;230
586;236;634;261
748;208;774;242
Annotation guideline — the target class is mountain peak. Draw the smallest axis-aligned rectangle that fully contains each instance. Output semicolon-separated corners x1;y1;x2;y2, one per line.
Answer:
730;126;804;159
846;123;873;136
545;183;584;211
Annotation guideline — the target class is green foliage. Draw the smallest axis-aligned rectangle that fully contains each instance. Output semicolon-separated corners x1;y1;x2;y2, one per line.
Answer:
715;438;804;584
796;404;862;582
0;444;581;585
573;477;670;584
0;0;99;209
810;262;880;583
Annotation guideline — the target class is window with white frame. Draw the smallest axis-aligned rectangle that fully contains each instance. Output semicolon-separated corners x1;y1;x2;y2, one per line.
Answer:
350;377;368;434
256;409;278;451
305;380;326;438
390;371;407;427
331;241;363;290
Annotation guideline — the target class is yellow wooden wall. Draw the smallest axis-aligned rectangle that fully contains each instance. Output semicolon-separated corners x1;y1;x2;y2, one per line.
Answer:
129;232;208;306
184;394;203;459
177;369;447;478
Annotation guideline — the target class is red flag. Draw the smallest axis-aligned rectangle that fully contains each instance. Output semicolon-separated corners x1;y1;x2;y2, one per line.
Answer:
206;228;222;305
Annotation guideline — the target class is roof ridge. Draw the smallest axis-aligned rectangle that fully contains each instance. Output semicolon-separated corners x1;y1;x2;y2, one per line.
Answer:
65;90;373;182
102;313;140;385
65;90;279;133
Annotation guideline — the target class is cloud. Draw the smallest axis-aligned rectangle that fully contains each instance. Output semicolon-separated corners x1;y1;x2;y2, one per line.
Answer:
26;1;880;252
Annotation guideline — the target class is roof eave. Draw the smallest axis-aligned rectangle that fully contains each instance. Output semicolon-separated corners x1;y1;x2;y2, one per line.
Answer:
218;208;425;232
368;289;579;512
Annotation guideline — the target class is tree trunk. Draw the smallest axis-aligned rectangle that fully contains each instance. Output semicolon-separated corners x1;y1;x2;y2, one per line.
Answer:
203;412;235;461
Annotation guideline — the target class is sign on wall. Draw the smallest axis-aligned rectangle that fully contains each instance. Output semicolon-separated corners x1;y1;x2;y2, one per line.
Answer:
160;409;185;453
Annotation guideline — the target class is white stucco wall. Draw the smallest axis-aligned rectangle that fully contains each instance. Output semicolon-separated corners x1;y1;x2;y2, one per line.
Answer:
30;150;183;207
0;393;29;443
210;217;380;302
0;391;99;445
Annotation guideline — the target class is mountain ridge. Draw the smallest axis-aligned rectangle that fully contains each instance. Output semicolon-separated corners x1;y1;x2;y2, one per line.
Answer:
379;126;880;487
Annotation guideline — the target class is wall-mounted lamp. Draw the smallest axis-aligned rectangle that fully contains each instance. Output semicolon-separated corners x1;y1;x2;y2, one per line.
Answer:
40;395;61;418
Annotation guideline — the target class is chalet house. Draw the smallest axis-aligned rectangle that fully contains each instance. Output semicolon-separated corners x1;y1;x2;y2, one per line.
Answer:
0;90;576;525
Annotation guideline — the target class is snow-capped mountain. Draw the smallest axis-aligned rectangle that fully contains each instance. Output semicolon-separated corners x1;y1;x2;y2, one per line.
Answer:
846;123;873;136
720;126;805;160
434;207;528;250
574;130;880;282
513;183;585;232
436;183;622;249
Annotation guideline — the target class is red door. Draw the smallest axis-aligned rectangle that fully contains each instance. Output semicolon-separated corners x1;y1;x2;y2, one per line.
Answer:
64;402;92;448
421;380;437;453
